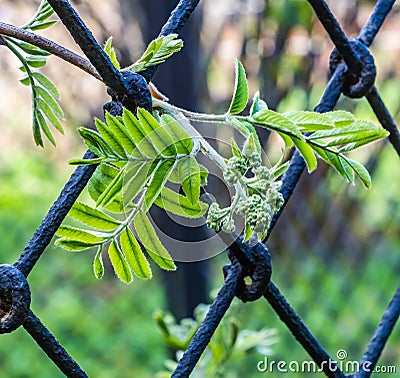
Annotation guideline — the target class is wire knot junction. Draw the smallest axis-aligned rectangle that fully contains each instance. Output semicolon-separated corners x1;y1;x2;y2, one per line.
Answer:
0;264;31;333
104;70;152;115
329;39;376;98
224;237;271;303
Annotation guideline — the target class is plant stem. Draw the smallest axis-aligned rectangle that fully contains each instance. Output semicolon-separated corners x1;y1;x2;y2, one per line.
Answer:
153;98;227;122
0;22;101;80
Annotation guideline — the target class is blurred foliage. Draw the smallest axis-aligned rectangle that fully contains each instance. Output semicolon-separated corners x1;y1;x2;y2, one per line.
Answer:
154;302;277;377
0;0;399;377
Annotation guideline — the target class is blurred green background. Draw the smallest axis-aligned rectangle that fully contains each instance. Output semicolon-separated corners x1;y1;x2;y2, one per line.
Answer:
0;0;399;376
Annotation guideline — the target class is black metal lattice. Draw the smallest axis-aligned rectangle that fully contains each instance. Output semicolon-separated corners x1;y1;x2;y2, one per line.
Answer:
1;1;399;377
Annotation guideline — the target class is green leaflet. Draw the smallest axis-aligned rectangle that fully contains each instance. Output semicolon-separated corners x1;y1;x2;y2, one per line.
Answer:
97;166;125;207
154;187;208;218
26;56;47;68
137;109;177;156
36;97;63;133
35;86;64;118
160;114;193;154
93;247;105;279
127;34;183;73
169;162;208;187
134;211;176;271
284;111;334;132
55;239;98;252
271;161;290;180
95;118;126;158
227;117;261;153
17;42;51;56
309;121;385;140
22;1;55;30
325;110;355;127
228;59;249;115
29;20;57;31
346;158;372;189
77;127;116;159
251;109;304;140
339;134;386;152
122;108;159;158
104;37;121;70
231;138;242;157
120;228;152;279
177;157;201;205
56;225;106;243
108;240;133;284
32;108;43;146
69;201;121;231
319;148;355;184
122;161;153;206
35;110;55;146
338;155;355;184
145;160;176;211
250;91;268;116
292;138;317;172
243;222;253;243
32;72;59;98
105;112;136;155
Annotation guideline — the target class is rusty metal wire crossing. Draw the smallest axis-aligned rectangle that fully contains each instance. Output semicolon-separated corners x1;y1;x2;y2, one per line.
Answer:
0;1;399;377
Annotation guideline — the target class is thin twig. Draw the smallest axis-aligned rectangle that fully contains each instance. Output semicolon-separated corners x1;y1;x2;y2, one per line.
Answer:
0;22;100;80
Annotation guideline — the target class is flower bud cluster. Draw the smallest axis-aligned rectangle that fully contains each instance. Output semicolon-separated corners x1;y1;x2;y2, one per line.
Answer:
206;202;235;233
223;156;248;186
223;152;262;186
208;152;285;236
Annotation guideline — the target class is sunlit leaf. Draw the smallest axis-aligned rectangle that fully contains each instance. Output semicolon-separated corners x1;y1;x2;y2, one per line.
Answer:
120;228;152;279
105;112;136;154
346;158;372;189
178;157;201;205
228;59;249;115
160;114;193;154
155;187;208;218
95;118;126;158
93;247;104;279
284;111;334;132
145;160;176;211
251;110;304;140
249;90;268;116
134;211;176;271
122;161;153;206
55;238;98;252
69;201;121;231
56;225;107;244
97;166;125;207
108;240;133;283
104;37;121;70
292;138;317;172
127;34;183;73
